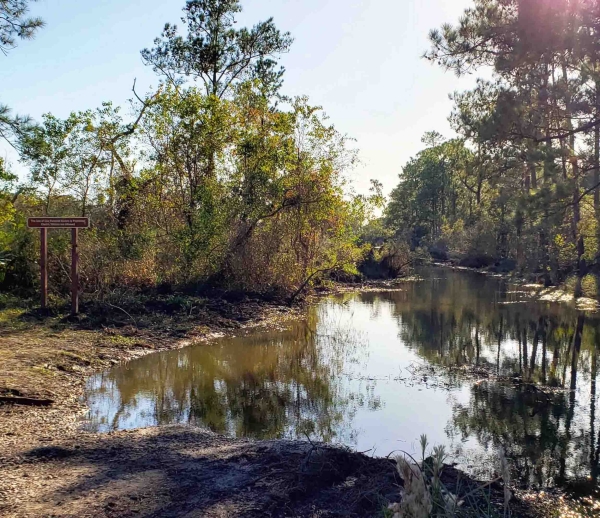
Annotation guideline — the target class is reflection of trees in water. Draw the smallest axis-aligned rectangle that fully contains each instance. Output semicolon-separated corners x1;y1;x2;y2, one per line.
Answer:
362;269;600;487
86;303;372;444
86;268;600;488
452;381;573;487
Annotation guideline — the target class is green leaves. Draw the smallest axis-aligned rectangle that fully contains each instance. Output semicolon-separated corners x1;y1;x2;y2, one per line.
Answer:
1;2;366;296
0;0;44;56
18;104;135;217
0;157;16;186
141;0;293;98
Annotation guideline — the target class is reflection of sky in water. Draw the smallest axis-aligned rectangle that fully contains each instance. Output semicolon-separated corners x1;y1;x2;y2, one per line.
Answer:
326;299;474;457
84;267;600;490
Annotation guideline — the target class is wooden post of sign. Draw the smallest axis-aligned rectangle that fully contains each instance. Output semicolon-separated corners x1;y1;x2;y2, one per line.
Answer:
71;228;79;316
40;228;48;309
27;217;89;314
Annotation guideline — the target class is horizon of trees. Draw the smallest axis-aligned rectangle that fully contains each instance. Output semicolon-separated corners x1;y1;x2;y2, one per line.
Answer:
5;0;600;303
384;0;600;291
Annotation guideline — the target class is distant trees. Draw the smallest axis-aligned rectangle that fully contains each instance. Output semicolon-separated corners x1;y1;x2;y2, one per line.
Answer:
386;137;471;244
384;0;600;284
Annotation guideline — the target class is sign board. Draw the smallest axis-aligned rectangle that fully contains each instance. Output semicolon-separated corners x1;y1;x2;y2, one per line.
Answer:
28;216;89;315
28;217;89;229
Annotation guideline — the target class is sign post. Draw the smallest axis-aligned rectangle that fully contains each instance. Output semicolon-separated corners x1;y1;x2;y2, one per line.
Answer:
40;228;47;309
27;217;89;315
71;228;79;315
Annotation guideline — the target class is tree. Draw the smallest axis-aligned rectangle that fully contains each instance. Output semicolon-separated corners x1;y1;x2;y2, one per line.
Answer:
0;0;44;55
20;113;80;215
139;85;235;270
141;0;293;99
0;0;44;146
386;137;471;245
416;0;600;279
0;156;17;227
0;2;368;298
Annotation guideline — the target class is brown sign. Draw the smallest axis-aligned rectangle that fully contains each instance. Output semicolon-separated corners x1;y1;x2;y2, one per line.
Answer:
27;217;89;229
28;217;89;315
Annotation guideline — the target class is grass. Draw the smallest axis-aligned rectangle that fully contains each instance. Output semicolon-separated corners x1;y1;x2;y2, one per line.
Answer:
387;435;510;518
0;307;27;325
57;350;92;365
107;335;138;346
31;365;56;377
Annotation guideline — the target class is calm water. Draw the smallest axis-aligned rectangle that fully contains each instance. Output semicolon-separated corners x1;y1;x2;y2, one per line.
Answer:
84;267;600;490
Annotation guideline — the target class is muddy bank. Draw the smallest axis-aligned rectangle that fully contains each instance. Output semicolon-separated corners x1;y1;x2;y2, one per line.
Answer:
2;422;544;518
2;421;557;518
0;295;301;478
1;294;301;417
1;425;401;517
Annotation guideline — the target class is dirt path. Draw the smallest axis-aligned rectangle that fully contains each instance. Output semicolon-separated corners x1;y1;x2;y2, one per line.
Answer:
2;425;400;517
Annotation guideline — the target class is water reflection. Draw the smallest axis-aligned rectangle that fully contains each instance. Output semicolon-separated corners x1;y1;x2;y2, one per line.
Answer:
85;268;600;490
367;272;600;489
86;305;373;444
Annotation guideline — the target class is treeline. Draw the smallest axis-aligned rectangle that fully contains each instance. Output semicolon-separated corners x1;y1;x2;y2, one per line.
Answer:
384;0;600;289
0;1;381;302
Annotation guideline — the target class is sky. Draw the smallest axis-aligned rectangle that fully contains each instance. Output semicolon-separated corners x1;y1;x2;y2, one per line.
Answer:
1;0;478;194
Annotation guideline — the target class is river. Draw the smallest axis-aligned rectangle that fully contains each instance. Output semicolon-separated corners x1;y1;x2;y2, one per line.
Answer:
84;267;600;492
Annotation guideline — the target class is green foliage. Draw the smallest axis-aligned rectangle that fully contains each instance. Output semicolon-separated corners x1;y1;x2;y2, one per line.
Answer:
0;1;44;146
1;9;364;301
139;86;235;272
385;138;482;258
0;0;44;55
19;104;129;218
382;0;600;282
141;0;293;98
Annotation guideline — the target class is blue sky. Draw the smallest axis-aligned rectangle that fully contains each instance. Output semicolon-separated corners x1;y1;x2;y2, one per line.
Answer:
1;0;477;193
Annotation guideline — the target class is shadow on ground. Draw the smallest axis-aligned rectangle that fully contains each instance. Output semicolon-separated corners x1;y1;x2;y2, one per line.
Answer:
9;425;400;517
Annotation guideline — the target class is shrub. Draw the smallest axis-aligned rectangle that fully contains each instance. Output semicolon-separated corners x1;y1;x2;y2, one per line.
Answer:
388;435;511;518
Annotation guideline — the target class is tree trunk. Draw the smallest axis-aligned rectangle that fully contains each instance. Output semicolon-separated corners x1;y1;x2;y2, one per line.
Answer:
595;79;600;259
570;314;585;393
529;162;537;190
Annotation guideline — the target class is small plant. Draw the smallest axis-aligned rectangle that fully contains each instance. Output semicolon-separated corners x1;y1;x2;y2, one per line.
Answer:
388;435;511;518
390;453;432;518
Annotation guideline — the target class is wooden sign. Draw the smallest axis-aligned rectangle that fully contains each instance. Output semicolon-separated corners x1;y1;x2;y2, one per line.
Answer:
28;217;89;315
27;217;89;228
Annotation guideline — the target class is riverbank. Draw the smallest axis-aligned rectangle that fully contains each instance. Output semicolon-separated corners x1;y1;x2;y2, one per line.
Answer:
0;291;408;517
432;262;600;311
0;293;304;515
2;424;403;517
1;292;303;450
0;289;594;517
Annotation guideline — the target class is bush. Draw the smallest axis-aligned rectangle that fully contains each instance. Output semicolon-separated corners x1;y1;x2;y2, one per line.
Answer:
359;241;416;279
388;435;511;518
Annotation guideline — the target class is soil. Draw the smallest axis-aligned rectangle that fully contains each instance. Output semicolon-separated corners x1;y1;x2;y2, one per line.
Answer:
2;425;401;517
0;292;589;517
